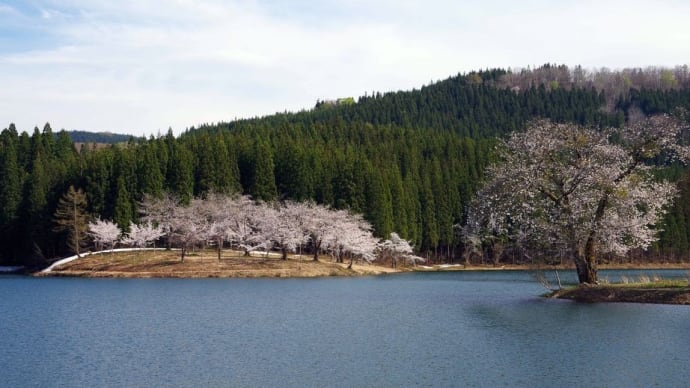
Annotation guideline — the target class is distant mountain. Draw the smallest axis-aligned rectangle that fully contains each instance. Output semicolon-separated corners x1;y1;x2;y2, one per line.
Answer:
66;130;140;144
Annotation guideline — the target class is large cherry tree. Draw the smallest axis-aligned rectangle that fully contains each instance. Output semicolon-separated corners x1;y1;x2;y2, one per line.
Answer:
465;115;687;284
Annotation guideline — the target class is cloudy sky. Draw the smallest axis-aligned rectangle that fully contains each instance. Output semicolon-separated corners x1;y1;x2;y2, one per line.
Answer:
1;0;689;136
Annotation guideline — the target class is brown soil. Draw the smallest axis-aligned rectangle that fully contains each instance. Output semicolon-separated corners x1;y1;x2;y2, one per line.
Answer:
35;249;400;278
549;285;690;305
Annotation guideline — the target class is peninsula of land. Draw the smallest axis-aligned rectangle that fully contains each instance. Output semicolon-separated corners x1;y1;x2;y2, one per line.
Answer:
33;250;690;305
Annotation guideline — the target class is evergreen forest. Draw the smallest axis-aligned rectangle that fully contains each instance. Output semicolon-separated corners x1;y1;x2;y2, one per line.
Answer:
2;64;690;266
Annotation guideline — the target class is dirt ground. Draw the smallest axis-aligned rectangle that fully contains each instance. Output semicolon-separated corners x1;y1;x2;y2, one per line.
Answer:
37;249;400;278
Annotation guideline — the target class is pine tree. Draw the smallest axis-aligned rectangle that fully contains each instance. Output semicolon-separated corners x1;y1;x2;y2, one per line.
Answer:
24;151;49;237
388;166;409;238
193;133;216;195
249;139;277;201
420;174;439;251
53;185;89;256
365;168;393;237
207;133;241;194
167;142;194;203
84;150;112;217
113;175;133;231
137;142;164;198
0;126;21;225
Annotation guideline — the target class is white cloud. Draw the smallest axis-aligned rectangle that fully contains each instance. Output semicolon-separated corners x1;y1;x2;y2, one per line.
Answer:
0;0;688;135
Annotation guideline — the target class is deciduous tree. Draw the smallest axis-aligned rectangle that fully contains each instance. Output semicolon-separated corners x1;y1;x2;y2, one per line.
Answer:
380;232;425;268
465;116;687;284
88;218;121;252
121;221;164;248
53;185;89;256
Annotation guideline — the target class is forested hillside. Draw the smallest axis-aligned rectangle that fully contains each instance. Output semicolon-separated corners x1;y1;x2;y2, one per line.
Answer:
2;65;690;265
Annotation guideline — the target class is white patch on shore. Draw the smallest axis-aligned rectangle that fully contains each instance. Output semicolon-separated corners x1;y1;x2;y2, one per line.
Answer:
0;266;24;273
41;248;169;272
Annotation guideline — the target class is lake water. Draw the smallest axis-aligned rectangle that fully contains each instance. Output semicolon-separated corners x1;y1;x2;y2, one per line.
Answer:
1;270;689;387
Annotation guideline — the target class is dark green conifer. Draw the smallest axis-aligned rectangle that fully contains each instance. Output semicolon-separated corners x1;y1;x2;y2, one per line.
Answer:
0;126;21;224
113;175;133;231
249;139;277;201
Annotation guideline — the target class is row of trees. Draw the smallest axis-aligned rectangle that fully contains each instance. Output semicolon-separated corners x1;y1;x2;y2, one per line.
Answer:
84;194;421;268
498;64;690;110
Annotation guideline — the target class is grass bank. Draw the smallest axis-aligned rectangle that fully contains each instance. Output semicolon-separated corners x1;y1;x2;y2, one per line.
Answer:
548;279;690;305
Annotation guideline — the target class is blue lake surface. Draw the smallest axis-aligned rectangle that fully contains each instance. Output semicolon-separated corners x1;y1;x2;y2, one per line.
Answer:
1;270;689;387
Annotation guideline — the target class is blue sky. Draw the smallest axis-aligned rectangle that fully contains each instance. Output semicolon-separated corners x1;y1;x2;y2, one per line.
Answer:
1;0;689;136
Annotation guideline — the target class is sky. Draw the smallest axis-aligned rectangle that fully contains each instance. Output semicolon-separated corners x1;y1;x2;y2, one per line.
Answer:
0;0;689;136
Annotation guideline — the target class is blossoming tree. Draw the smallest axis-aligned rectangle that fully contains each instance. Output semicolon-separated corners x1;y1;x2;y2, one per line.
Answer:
465;115;688;284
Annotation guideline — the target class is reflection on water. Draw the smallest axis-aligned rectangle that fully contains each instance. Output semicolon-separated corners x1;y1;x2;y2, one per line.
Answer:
0;270;688;387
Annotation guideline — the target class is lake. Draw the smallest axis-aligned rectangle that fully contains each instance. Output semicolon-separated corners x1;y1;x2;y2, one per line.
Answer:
1;270;689;387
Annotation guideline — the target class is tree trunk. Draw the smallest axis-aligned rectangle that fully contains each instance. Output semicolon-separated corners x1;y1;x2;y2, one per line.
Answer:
574;195;607;284
574;253;597;284
312;241;321;261
281;247;287;260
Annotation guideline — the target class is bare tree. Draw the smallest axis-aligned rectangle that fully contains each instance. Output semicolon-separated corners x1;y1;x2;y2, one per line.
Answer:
53;185;89;257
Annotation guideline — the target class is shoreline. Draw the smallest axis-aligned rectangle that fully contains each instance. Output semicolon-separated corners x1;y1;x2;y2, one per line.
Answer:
30;251;690;305
548;284;690;305
35;261;690;279
28;249;690;280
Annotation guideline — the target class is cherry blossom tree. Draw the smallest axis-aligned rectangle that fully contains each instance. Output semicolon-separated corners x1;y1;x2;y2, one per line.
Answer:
380;232;425;268
299;201;339;261
135;193;400;267
224;195;266;256
249;202;304;260
88;218;121;252
139;193;182;249
168;200;208;262
465;115;688;284
199;193;234;261
277;201;313;258
324;211;379;268
121;221;165;249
